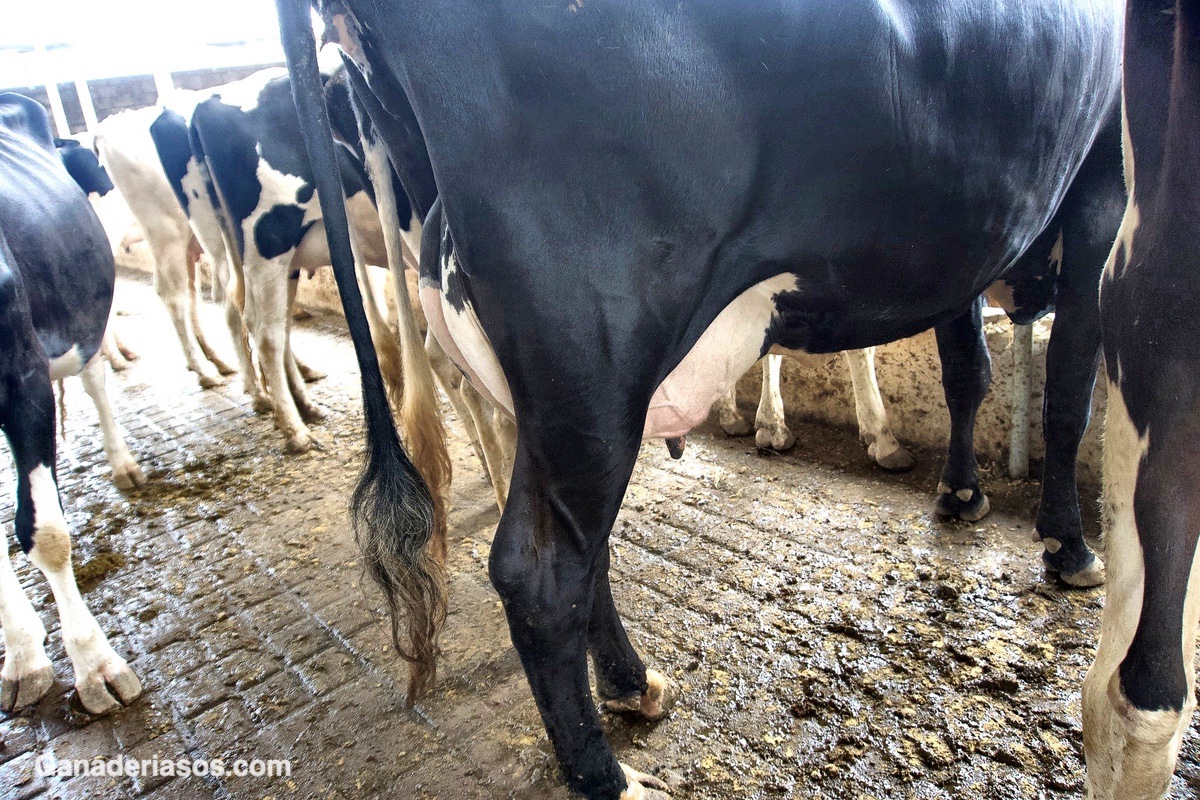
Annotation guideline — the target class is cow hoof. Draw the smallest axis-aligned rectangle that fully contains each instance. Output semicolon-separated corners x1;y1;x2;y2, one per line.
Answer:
1042;542;1106;588
603;669;676;721
755;423;796;452
112;461;145;490
212;358;238;376
197;373;225;389
252;395;274;414
620;763;671;800
719;411;753;437
299;403;327;423
934;485;990;522
299;365;325;383
76;659;142;715
285;433;313;454
868;441;915;472
1;664;55;712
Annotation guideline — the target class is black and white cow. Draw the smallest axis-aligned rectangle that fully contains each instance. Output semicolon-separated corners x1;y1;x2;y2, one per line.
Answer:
1082;2;1200;798
94;107;236;388
280;1;1125;798
0;93;142;714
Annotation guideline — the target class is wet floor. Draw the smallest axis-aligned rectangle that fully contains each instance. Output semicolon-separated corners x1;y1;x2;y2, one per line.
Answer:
1;271;1197;800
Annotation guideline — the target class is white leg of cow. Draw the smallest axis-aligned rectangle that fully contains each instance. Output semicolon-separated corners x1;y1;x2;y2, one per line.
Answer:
188;262;236;376
286;276;325;383
79;356;144;489
755;354;795;451
1082;385;1200;800
458;378;511;510
426;331;490;477
24;466;142;714
100;325;131;372
714;382;753;437
151;235;225;389
844;347;914;471
223;268;271;413
249;262;312;453
0;534;54;711
283;277;326;423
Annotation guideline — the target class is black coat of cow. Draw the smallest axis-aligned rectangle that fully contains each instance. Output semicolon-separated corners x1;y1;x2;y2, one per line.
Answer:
276;2;1124;798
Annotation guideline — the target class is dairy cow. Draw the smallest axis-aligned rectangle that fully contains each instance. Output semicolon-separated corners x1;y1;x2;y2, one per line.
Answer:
279;1;1126;797
0;93;142;714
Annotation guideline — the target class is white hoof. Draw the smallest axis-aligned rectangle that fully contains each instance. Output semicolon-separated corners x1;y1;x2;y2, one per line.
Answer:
111;458;145;490
75;657;142;715
755;422;795;452
285;431;313;454
603;669;676;721
867;437;915;472
197;371;225;390
718;408;753;437
620;763;671;800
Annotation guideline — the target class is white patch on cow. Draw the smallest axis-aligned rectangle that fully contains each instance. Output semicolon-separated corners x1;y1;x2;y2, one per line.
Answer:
48;345;83;381
1106;92;1141;280
1048;228;1064;275
421;250;515;419
646;274;798;439
1082;382;1196;799
844;347;910;468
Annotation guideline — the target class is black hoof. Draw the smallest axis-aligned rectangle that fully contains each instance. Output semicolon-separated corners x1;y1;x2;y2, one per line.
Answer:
1041;538;1106;588
934;484;990;522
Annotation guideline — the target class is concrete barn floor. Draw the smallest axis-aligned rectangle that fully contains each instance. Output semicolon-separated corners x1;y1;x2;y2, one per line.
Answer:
1;270;1197;800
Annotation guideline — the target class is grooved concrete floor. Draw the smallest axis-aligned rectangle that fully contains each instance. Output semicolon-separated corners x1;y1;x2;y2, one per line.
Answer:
0;270;1197;800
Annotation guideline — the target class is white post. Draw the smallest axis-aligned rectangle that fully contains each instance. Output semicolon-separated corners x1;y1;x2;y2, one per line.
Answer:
1008;322;1034;479
153;71;175;103
74;77;98;131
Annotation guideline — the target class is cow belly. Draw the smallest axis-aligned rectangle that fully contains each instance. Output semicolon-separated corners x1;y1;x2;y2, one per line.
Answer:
644;274;798;439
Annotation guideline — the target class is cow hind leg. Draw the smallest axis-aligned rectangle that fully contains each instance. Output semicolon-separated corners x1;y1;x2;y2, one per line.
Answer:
932;297;991;521
150;234;224;388
592;549;676;721
426;331;493;482
713;381;753;437
492;430;668;799
188;260;236;376
754;354;795;451
844;348;914;471
249;264;313;452
1083;385;1200;800
4;372;140;714
79;356;144;489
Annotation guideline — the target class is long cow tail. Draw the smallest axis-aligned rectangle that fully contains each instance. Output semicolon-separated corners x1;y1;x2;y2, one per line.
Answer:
274;0;446;704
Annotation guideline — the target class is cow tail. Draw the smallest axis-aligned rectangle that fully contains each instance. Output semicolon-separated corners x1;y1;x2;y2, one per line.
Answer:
275;0;445;704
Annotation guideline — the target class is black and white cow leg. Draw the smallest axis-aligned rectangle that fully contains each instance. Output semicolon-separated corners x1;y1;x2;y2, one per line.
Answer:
844;347;915;472
932;297;991;522
4;373;140;714
492;431;660;800
592;549;676;722
1035;288;1105;587
1082;386;1200;799
79;356;144;489
753;354;795;451
713;381;753;437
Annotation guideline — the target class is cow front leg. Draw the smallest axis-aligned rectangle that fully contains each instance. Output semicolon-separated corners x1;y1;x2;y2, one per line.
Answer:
0;530;53;711
932;297;991;521
843;348;914;471
1083;385;1200;799
151;233;224;388
492;432;665;800
79;356;144;489
754;354;794;451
